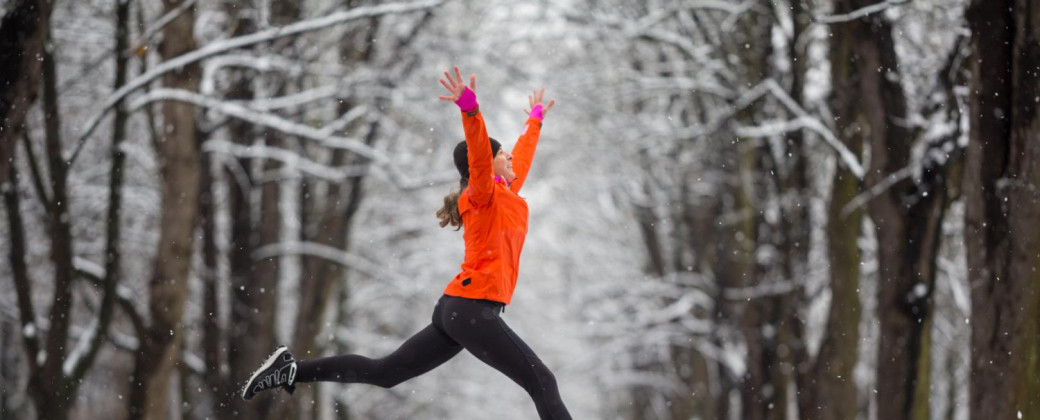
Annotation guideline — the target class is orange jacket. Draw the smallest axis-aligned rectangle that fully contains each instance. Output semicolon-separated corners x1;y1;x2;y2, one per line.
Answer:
442;106;542;305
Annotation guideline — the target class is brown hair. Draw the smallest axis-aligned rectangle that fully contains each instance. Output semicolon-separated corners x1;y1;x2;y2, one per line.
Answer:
440;138;501;229
437;178;468;229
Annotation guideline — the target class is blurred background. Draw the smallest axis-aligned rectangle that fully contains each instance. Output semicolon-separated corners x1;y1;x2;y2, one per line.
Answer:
1;0;1038;419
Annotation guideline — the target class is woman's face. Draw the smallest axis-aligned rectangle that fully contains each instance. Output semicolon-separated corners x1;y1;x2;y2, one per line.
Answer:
493;149;515;182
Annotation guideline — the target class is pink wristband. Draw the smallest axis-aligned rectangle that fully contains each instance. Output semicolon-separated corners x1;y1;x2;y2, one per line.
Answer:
454;87;478;112
529;104;543;121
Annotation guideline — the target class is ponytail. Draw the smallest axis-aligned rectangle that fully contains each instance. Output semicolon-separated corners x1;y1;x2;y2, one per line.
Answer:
437;178;468;230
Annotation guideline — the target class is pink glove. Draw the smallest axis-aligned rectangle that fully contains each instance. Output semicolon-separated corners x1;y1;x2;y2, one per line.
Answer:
529;104;544;121
454;87;478;112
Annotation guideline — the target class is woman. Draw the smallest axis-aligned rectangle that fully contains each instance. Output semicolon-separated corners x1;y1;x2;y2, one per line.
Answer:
241;66;570;419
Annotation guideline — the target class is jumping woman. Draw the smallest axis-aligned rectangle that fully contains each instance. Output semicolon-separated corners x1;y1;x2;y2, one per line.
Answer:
241;65;571;419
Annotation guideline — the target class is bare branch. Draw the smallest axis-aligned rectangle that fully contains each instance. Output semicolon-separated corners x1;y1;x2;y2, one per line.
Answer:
20;132;52;209
3;157;41;375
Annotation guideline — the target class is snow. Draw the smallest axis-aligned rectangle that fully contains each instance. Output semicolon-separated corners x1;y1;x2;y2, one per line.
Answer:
815;0;910;24
22;323;36;338
63;318;100;376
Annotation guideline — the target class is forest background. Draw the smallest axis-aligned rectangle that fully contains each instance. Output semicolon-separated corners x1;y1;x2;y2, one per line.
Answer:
1;0;1038;419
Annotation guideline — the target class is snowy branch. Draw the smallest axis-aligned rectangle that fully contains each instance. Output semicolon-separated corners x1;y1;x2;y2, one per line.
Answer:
663;78;865;179
734;117;816;138
203;140;366;182
722;280;799;301
248;86;340;112
139;0;198;47
840;165;913;219
130;88;389;161
635;75;734;99
71;258;145;342
131;88;447;190
63;317;98;377
734;115;866;180
253;241;412;284
70;0;444;165
565;0;753;36
318;105;370;137
759;79;865;179
814;0;910;24
200;53;304;95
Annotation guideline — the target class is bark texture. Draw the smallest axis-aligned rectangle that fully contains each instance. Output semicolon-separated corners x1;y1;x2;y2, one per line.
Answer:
966;0;1040;419
128;0;201;417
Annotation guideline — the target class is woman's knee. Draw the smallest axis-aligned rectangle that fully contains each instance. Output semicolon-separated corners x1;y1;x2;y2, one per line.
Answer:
525;359;560;395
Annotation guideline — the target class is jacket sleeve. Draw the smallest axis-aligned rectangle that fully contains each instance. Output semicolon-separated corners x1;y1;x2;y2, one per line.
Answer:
508;117;542;193
463;107;495;207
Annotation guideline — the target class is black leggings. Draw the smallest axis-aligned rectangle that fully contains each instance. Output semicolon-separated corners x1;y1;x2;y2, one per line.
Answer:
295;295;571;419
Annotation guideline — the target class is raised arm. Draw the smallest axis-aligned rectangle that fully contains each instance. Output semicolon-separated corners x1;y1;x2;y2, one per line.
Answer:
438;66;494;206
510;88;555;193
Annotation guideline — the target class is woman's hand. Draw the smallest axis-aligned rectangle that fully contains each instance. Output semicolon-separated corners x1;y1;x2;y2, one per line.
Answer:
437;65;476;102
524;87;555;120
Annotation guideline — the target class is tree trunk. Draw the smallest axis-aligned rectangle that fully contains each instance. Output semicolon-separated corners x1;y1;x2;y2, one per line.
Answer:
198;148;231;419
772;2;814;418
731;2;775;418
221;2;272;417
63;0;132;392
24;23;77;420
693;192;726;420
189;1;230;417
797;1;865;417
669;176;718;420
0;0;52;186
244;4;300;418
127;0;201;417
843;5;944;419
807;136;864;420
966;0;1040;418
3;146;43;420
285;10;380;416
292;127;376;358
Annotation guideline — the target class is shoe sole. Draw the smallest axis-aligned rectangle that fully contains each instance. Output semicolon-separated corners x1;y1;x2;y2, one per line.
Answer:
241;346;289;401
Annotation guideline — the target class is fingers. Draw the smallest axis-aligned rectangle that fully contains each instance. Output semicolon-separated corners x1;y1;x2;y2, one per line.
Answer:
438;66;478;103
528;88;547;106
544;99;555;113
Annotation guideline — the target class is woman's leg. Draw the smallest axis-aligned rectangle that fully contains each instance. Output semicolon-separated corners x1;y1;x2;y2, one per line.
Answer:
436;296;572;420
296;301;463;388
